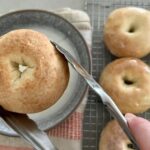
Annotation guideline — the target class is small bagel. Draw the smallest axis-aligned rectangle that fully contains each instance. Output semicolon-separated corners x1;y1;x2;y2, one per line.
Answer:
99;120;132;150
104;7;150;58
0;29;69;113
99;58;150;114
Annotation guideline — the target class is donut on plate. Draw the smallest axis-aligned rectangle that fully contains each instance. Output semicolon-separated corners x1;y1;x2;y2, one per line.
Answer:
99;120;132;150
99;58;150;114
104;7;150;58
0;29;69;113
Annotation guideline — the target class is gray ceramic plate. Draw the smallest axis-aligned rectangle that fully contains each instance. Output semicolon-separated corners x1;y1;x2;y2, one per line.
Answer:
0;10;91;136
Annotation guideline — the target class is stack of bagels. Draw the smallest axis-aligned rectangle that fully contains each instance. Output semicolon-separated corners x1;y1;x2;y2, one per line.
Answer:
99;7;150;150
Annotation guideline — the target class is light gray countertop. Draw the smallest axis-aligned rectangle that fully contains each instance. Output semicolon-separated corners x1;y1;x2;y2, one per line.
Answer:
0;0;85;14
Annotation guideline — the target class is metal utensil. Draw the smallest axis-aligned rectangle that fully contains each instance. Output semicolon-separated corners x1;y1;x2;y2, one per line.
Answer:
52;41;139;150
0;107;58;150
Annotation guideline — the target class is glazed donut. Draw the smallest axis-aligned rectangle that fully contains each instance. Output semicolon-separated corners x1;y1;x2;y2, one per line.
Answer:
0;29;69;113
99;120;132;150
104;7;150;58
99;58;150;114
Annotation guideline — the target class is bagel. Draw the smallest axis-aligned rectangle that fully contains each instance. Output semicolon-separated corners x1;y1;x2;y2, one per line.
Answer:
104;7;150;58
99;120;132;150
0;29;69;113
99;58;150;114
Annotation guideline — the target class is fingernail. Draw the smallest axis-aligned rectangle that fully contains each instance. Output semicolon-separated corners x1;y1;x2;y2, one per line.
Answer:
125;113;136;122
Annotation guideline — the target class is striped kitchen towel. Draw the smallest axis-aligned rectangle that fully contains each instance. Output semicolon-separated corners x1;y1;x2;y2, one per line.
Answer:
0;8;92;150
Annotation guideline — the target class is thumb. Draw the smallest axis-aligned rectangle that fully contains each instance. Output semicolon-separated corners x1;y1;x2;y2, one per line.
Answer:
125;113;150;150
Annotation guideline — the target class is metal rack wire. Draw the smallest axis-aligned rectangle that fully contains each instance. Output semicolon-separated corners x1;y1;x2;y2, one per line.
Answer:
83;0;150;150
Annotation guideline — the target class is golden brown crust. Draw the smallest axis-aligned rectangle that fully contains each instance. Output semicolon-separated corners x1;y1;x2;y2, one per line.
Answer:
0;29;69;113
99;120;131;150
99;58;150;114
104;7;150;58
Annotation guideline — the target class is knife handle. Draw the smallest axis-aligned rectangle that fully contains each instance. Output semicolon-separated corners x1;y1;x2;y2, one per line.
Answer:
0;108;58;150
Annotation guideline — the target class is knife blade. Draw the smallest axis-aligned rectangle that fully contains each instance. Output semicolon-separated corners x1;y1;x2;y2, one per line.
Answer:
0;106;58;150
51;41;139;150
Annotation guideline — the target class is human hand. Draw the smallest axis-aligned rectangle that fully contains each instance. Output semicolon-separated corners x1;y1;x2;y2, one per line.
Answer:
125;113;150;150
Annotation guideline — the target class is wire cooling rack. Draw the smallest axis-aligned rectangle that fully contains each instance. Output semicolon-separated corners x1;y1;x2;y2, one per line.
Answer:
83;0;150;150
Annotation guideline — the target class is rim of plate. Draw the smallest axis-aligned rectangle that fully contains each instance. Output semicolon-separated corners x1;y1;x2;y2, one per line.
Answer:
0;9;92;136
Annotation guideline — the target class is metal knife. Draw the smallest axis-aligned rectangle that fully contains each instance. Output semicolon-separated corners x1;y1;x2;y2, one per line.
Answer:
51;41;139;150
0;106;58;150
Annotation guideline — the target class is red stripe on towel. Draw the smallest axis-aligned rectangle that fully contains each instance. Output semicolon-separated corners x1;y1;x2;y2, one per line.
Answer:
0;145;32;150
48;112;83;140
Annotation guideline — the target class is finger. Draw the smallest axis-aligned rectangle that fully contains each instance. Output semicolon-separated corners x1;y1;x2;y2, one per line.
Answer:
125;113;150;150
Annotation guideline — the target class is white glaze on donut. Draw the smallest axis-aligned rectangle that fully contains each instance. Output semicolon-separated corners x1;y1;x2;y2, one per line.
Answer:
99;58;150;114
104;7;150;58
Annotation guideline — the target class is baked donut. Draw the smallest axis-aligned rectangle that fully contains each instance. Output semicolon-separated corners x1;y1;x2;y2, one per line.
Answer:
99;58;150;114
99;120;132;150
104;7;150;58
0;29;69;113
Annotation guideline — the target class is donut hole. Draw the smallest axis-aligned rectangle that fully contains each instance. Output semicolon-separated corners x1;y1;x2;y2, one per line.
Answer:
11;62;19;70
127;143;136;149
10;58;34;83
11;61;28;75
126;22;139;34
8;55;36;84
19;64;28;73
123;77;135;86
128;26;135;33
